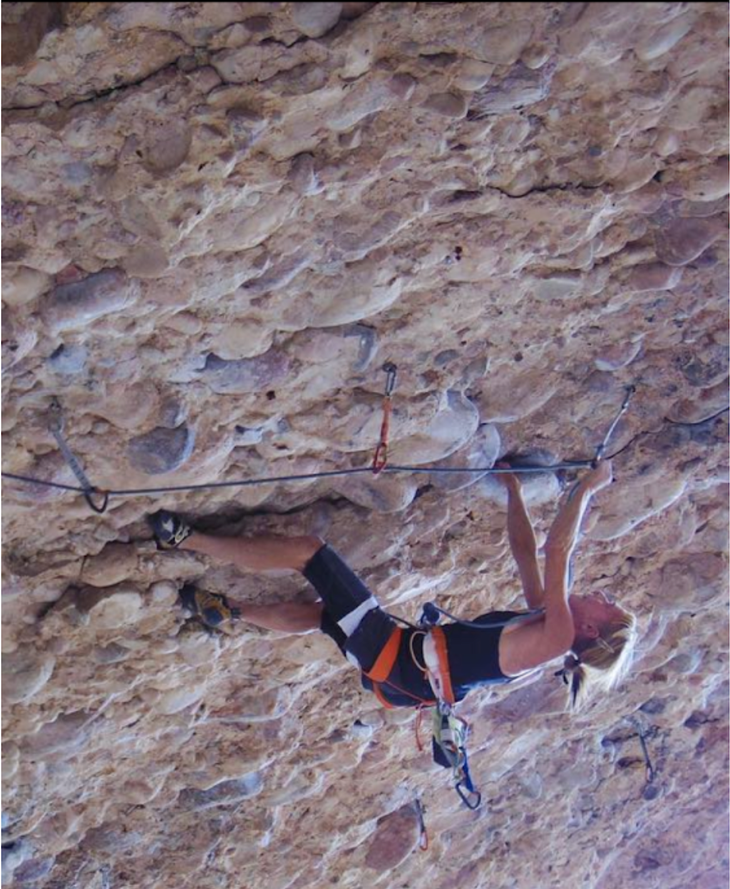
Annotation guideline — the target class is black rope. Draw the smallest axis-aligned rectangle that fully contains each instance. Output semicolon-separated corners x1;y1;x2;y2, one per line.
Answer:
1;472;87;493
664;406;729;427
4;406;725;509
1;460;594;500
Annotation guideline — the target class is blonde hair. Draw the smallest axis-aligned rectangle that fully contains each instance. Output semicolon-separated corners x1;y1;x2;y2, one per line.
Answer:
561;606;638;711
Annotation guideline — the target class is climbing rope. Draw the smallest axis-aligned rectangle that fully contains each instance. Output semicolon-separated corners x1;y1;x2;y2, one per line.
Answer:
4;368;722;515
1;459;601;508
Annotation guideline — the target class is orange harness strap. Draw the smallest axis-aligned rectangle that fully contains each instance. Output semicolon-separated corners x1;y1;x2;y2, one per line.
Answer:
364;627;403;683
373;683;395;709
364;627;403;710
363;627;438;709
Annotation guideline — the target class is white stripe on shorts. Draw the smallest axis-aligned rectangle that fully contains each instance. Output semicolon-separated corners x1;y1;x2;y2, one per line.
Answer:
337;596;379;637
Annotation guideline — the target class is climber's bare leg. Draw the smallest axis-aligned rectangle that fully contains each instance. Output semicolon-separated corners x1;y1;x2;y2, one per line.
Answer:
180;532;324;574
180;533;325;632
234;600;324;634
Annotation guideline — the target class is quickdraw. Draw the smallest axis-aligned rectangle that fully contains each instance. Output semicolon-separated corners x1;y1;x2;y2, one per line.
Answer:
48;398;109;513
4;381;650;514
592;384;635;466
414;796;429;851
372;362;397;474
432;704;482;810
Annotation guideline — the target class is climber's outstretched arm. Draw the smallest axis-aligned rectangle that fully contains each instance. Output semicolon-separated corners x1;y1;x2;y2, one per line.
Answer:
498;468;544;609
544;461;612;566
498;461;612;674
541;460;613;639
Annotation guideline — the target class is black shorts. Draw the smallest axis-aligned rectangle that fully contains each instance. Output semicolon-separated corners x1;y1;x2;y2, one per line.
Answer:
303;544;397;674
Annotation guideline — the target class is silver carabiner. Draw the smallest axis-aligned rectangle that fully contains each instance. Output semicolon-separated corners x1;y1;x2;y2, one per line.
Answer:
48;397;65;434
382;362;397;397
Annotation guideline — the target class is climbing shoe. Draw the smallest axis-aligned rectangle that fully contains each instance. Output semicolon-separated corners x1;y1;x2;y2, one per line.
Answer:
148;510;193;549
179;584;241;628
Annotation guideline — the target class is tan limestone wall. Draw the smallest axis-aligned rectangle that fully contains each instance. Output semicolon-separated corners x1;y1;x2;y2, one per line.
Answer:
2;3;728;888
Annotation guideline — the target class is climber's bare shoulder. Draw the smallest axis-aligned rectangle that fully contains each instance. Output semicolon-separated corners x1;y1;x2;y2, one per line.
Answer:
499;611;572;676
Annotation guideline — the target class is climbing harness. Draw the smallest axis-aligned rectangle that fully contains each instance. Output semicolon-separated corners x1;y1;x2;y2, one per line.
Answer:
372;361;397;474
362;601;539;809
362;626;437;709
47;398;109;513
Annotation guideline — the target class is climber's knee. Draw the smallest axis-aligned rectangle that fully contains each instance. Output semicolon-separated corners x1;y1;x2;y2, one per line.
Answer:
295;535;326;572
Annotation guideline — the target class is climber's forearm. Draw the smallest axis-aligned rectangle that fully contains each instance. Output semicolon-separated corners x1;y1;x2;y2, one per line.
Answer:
506;486;544;608
544;480;594;562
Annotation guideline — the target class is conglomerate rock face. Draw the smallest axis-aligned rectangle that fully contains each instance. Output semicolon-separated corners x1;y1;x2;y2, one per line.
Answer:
2;3;728;888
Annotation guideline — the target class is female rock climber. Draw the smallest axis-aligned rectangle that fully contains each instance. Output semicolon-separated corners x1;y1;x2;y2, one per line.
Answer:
150;458;637;711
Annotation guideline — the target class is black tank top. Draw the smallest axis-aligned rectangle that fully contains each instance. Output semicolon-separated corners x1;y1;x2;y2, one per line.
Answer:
442;610;521;701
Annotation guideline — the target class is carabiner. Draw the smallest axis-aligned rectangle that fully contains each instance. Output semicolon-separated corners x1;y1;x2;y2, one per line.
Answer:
48;397;65;434
414;797;429;851
455;782;482;810
592;383;637;466
83;488;110;514
372;442;388;474
382;361;397;396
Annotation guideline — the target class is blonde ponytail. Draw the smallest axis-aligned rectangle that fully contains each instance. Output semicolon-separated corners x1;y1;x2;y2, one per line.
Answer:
561;606;638;711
